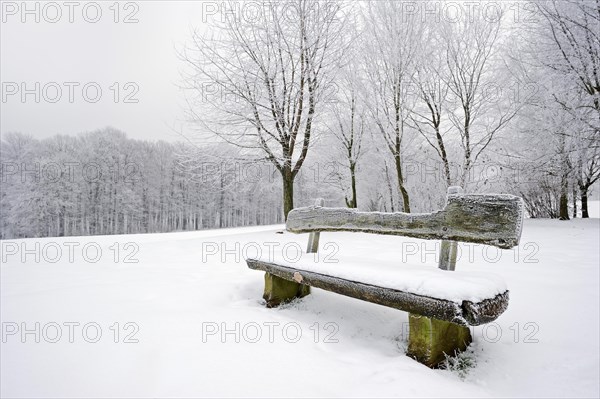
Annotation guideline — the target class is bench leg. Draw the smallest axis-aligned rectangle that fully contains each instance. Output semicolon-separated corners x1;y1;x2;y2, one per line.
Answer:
263;272;310;308
406;313;472;368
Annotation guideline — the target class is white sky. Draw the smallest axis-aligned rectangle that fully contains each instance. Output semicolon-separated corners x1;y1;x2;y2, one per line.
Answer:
1;1;214;142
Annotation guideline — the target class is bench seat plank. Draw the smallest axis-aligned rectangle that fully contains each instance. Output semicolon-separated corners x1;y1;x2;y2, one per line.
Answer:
250;251;507;303
246;257;509;326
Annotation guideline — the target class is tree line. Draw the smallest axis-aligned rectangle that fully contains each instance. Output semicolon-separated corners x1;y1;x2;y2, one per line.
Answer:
0;129;292;238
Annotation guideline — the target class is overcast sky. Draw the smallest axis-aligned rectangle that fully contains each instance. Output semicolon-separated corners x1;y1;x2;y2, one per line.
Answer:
1;1;214;142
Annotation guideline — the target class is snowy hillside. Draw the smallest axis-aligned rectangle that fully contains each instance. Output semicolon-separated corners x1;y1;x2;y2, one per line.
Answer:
1;212;599;398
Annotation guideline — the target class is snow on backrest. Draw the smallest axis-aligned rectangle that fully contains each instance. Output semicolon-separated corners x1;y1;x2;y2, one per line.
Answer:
286;194;524;250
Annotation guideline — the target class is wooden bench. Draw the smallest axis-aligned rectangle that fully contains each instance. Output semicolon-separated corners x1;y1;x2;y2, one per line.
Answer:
245;187;524;367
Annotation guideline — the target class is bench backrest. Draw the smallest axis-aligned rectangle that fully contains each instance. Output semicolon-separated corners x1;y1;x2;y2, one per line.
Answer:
286;191;524;250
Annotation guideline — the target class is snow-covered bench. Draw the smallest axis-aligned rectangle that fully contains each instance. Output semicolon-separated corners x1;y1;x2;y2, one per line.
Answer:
246;187;524;367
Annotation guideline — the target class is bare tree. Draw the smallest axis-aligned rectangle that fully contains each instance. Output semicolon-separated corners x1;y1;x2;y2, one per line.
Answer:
535;0;600;217
576;149;600;218
181;0;346;219
440;10;520;189
410;21;452;188
363;1;421;212
537;0;600;121
327;71;365;208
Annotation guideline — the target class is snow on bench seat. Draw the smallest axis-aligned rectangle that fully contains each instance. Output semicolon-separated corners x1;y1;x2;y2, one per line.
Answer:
252;253;506;302
247;253;509;326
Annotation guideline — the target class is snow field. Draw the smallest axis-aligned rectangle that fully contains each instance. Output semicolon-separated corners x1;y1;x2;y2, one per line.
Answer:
1;215;599;397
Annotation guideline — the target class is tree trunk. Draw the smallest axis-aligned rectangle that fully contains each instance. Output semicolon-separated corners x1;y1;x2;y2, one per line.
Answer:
581;185;589;218
572;185;578;218
282;167;294;221
394;155;411;213
218;176;225;228
559;176;570;220
435;126;452;187
384;162;395;212
345;163;358;209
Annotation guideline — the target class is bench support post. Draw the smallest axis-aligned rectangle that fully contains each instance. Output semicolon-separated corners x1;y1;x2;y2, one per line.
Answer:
262;198;323;307
439;186;462;271
407;186;472;367
306;198;324;253
407;314;472;368
263;272;310;307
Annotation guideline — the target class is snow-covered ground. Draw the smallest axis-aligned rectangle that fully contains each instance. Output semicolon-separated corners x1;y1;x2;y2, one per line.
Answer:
1;202;599;398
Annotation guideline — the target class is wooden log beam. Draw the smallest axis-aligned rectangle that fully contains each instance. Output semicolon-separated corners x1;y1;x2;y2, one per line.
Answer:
439;186;462;271
306;198;324;254
406;314;472;368
262;272;310;308
247;259;509;326
286;194;523;249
